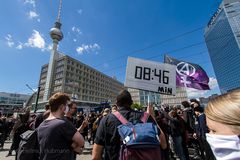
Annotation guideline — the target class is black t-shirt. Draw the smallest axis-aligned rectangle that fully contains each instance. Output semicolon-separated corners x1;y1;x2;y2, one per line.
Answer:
38;118;77;160
94;108;156;160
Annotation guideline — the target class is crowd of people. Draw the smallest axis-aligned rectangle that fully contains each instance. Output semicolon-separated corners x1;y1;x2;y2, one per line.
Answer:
0;89;239;160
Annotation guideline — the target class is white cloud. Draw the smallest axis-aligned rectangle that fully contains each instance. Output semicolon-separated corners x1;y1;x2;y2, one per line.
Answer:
71;27;81;42
76;47;84;54
24;0;36;8
186;77;219;98
28;11;39;19
187;88;206;99
71;26;82;35
77;9;83;14
93;43;100;49
23;1;40;21
4;30;51;52
25;30;46;51
16;42;23;50
209;77;218;89
47;44;53;51
5;34;14;47
76;43;100;55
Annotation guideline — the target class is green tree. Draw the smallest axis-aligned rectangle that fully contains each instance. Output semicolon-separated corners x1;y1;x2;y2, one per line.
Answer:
131;103;143;111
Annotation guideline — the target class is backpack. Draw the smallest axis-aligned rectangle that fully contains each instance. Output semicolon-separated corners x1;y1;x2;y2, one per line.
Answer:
113;111;164;160
17;130;39;160
92;118;99;131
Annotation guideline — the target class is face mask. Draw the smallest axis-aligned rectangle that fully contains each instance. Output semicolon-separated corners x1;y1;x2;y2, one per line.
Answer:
64;105;69;115
206;133;240;160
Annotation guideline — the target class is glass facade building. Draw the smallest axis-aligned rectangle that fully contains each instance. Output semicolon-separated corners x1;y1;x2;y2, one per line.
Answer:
160;87;188;106
204;0;240;93
128;87;187;107
128;88;161;106
0;92;30;114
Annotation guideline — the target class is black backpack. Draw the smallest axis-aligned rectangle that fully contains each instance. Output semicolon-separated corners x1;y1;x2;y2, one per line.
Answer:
17;130;39;160
183;108;195;132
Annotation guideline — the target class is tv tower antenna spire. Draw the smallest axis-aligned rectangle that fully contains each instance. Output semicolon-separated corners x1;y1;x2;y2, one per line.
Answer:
57;0;62;23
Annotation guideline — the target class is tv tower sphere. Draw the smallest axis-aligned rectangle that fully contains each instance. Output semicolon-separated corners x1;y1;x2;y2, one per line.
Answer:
50;22;63;41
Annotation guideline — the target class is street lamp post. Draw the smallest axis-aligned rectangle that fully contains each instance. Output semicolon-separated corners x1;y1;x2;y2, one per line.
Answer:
26;84;40;113
34;86;41;113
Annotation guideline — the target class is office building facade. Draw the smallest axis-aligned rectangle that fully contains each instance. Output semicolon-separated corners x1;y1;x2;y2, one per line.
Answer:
38;54;124;107
204;0;240;93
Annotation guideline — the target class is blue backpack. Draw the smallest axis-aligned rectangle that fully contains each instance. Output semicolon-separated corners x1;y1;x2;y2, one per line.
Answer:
113;111;164;160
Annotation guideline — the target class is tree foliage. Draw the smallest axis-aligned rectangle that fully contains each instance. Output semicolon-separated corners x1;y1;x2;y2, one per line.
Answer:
131;103;143;111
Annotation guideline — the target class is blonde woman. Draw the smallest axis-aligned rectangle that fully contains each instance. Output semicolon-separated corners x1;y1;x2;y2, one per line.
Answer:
205;89;240;160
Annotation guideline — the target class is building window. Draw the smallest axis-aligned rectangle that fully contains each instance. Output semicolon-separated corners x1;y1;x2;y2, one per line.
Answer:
57;60;64;66
55;79;62;85
56;72;63;79
56;66;64;73
54;86;62;92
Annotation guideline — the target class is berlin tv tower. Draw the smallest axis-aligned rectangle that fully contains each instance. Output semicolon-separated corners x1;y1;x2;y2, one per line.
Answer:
43;0;63;101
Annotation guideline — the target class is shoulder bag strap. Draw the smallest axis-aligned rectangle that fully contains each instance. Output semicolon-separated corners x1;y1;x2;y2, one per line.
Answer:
112;111;128;124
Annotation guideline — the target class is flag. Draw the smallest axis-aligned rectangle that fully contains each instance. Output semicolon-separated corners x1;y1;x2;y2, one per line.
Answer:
164;55;210;90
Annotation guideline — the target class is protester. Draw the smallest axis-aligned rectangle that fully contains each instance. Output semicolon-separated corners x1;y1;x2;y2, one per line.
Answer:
81;116;89;140
205;89;240;160
76;112;85;128
111;105;118;113
193;106;215;160
34;104;50;129
0;117;7;149
5;117;15;141
87;113;97;145
102;108;110;117
66;101;78;126
181;101;195;133
190;99;200;108
166;109;187;160
38;92;85;160
6;112;30;158
92;90;167;160
193;107;208;138
65;101;87;160
92;113;102;143
155;109;171;160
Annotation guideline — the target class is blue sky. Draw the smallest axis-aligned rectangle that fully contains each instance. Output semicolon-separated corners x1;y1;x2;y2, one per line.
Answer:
0;0;222;98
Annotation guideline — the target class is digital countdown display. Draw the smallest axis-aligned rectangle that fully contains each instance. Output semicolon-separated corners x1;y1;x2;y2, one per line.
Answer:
125;57;176;95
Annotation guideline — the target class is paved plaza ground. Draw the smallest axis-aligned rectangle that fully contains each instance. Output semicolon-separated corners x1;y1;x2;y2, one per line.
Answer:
0;140;92;160
0;140;200;160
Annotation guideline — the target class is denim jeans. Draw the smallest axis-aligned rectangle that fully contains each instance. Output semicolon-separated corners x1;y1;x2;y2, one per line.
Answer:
173;136;186;160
